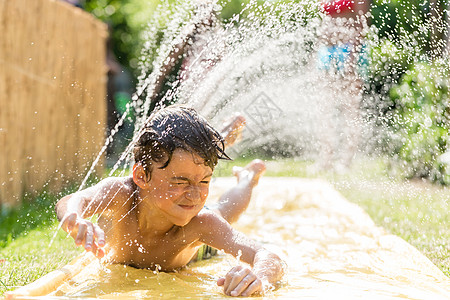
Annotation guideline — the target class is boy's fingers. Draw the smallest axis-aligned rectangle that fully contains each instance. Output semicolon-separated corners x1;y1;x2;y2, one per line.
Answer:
217;278;225;286
223;266;241;293
94;225;105;247
75;222;87;245
96;247;105;258
87;240;98;253
68;219;104;252
230;273;257;296
84;227;94;250
64;213;77;231
225;267;250;295
86;241;104;257
240;278;262;297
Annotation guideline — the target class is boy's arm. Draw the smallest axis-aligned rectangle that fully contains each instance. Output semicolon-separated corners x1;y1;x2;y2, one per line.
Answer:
197;213;285;297
55;178;124;257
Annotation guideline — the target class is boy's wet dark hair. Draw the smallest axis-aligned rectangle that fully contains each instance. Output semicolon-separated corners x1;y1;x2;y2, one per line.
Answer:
133;105;230;176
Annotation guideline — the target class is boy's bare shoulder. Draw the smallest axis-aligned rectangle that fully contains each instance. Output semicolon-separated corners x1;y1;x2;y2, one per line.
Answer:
189;208;230;234
196;207;222;220
95;176;136;201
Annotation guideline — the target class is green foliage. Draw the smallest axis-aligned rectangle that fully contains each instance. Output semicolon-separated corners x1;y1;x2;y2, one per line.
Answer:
366;0;449;99
138;0;195;73
365;1;450;184
219;0;316;23
81;0;254;78
364;0;441;99
389;61;450;184
371;0;447;54
82;0;246;77
83;0;161;73
219;0;252;21
366;38;411;103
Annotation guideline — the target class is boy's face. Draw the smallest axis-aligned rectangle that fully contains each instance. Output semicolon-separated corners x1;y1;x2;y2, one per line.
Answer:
146;149;213;226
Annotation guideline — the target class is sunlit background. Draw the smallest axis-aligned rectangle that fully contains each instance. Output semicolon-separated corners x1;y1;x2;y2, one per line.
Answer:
1;0;449;298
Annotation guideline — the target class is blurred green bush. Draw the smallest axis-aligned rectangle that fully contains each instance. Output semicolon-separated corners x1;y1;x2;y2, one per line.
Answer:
389;61;450;184
82;0;252;77
365;40;450;184
365;0;450;184
84;0;161;75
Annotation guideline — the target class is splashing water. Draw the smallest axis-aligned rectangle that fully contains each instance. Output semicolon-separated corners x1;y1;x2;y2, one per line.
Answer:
93;0;376;176
48;0;448;265
43;0;450;296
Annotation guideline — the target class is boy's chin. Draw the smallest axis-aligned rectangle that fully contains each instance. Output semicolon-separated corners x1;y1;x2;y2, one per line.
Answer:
173;217;193;227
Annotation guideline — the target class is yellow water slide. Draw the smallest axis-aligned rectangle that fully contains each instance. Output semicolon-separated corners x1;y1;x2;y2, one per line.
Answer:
5;178;450;299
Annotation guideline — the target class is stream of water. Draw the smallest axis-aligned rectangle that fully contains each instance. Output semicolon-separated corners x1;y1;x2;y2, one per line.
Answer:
41;1;450;299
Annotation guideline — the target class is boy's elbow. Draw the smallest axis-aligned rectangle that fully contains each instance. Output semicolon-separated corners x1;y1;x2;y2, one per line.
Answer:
55;195;71;221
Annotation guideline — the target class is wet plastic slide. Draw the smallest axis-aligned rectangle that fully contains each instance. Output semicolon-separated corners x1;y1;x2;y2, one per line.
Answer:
6;178;450;299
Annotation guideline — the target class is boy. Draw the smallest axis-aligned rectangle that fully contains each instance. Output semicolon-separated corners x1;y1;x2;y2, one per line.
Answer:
55;106;285;297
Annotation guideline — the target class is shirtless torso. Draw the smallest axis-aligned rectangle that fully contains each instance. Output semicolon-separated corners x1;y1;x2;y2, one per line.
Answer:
56;149;282;297
97;178;213;270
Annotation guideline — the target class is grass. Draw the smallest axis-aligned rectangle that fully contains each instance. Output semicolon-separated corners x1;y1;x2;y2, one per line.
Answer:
0;157;448;297
0;188;83;296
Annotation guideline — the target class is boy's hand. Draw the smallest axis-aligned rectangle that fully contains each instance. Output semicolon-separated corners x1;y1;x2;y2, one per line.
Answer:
217;265;263;297
61;212;106;258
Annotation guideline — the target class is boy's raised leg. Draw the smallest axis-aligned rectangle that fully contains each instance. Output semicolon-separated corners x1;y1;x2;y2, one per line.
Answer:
220;114;246;148
212;159;266;224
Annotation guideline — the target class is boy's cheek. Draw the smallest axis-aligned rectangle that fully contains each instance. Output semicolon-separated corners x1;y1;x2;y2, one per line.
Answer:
166;188;185;198
201;186;209;198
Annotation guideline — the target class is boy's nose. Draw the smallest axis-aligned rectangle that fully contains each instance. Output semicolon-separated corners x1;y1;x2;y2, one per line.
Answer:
185;186;201;202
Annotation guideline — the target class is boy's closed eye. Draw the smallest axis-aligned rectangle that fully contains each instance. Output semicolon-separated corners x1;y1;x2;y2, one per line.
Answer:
170;176;211;186
172;181;209;186
172;181;188;185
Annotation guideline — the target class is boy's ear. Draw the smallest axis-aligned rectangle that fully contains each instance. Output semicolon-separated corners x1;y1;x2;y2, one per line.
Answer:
133;163;151;189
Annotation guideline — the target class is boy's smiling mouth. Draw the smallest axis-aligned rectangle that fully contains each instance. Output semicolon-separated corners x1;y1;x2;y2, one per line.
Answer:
178;204;196;210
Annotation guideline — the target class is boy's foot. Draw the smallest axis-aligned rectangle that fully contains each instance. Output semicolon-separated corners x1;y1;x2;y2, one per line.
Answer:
220;114;246;147
232;159;266;187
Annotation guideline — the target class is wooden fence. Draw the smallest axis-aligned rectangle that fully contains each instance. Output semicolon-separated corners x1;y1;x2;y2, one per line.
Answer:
0;0;107;208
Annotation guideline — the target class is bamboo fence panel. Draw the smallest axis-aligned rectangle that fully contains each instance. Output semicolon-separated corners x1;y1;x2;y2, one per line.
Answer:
0;0;108;208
